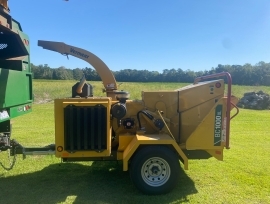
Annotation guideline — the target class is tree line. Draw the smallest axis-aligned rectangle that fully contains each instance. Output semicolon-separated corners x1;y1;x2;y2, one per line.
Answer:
31;61;270;86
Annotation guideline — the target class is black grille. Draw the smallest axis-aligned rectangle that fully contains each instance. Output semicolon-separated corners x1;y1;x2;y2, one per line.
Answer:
64;104;107;151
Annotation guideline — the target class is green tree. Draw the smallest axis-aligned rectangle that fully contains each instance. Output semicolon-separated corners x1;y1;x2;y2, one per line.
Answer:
73;68;84;80
52;66;73;80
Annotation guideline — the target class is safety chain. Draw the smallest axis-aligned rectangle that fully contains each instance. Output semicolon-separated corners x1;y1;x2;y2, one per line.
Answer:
0;147;17;171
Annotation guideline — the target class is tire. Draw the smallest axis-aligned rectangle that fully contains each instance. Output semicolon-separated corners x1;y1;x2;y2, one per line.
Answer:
129;145;180;194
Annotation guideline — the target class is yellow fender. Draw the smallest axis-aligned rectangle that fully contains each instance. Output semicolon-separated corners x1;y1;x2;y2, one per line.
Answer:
121;133;188;171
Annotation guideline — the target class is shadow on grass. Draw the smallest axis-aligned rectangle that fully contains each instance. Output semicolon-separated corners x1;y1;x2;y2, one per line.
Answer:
0;162;197;204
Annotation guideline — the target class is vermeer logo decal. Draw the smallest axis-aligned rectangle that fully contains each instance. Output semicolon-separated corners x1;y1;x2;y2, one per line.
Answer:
214;105;222;146
70;48;89;59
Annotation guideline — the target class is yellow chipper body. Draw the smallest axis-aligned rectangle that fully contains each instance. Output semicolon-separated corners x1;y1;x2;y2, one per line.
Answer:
54;79;232;165
41;41;239;194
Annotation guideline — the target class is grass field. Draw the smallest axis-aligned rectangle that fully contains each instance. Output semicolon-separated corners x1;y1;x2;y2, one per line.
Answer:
32;80;270;102
0;80;270;204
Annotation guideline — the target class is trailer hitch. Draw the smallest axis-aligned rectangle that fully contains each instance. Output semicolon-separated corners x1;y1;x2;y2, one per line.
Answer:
0;133;11;151
0;136;56;171
0;134;18;171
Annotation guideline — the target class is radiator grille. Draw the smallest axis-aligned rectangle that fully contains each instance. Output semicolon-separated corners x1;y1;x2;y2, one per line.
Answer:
64;104;107;151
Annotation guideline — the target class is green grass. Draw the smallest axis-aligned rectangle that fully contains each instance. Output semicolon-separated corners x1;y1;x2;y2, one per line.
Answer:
0;80;270;204
32;80;270;103
32;80;191;102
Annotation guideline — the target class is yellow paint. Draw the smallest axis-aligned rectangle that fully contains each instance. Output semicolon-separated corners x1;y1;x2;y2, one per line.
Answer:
121;133;188;171
186;99;225;149
118;134;134;151
206;149;223;161
117;151;123;160
55;97;112;158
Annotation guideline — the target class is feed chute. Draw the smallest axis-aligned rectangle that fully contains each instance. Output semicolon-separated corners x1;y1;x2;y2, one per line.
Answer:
38;40;118;98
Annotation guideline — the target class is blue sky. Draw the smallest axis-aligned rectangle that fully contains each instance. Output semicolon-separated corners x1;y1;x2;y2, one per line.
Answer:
9;0;270;72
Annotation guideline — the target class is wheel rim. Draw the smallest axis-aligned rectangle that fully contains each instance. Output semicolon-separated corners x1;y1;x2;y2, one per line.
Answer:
141;157;171;187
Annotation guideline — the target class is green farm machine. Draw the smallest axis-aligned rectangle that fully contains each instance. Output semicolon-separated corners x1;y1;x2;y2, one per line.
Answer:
0;0;239;194
0;0;32;156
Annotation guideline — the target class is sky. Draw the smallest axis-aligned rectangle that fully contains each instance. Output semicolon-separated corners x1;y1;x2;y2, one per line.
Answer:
8;0;270;72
